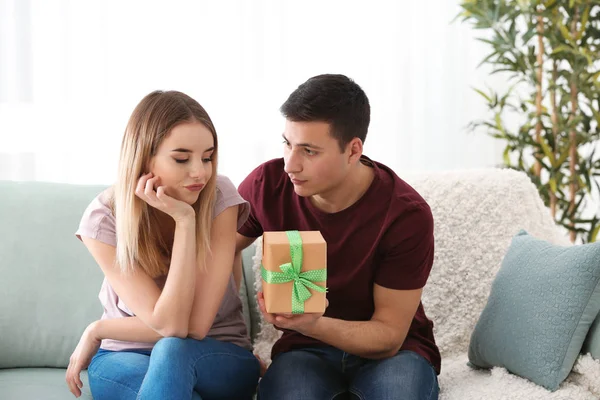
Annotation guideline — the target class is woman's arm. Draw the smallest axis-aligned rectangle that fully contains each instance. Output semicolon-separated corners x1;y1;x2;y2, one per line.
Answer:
232;251;243;292
86;201;237;342
80;174;199;338
233;233;256;291
65;317;161;397
89;317;163;343
82;214;196;338
187;205;239;340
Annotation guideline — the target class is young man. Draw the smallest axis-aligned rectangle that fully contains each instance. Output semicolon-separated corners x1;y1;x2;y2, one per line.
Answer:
235;74;440;400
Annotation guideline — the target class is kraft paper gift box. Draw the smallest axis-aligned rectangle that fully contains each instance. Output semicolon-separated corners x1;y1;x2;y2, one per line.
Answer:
261;230;327;314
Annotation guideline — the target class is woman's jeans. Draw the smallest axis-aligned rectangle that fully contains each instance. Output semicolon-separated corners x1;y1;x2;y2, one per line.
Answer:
88;337;260;400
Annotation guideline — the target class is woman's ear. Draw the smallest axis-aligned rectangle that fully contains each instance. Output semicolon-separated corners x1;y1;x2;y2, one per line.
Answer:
146;157;156;175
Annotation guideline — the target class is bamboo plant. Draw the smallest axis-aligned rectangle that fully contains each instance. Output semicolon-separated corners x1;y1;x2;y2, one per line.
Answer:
458;0;600;242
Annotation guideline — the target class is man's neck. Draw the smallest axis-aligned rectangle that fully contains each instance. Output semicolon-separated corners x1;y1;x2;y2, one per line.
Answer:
309;162;374;214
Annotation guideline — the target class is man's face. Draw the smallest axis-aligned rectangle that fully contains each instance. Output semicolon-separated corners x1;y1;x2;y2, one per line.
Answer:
282;120;350;198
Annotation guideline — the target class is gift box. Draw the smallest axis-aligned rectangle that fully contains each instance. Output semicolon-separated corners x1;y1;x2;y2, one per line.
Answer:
261;230;327;314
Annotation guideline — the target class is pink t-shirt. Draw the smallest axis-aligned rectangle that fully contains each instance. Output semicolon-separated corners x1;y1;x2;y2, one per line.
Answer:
75;175;252;351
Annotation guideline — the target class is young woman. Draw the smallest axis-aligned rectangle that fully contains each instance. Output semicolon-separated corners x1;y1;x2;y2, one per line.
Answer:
65;90;259;400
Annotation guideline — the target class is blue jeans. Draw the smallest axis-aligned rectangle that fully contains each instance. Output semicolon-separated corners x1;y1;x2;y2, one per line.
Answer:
88;337;260;400
258;347;439;400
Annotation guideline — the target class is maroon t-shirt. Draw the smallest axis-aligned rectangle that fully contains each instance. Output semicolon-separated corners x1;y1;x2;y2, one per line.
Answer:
238;156;441;374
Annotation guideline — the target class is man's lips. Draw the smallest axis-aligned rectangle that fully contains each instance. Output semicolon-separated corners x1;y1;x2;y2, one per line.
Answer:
290;178;307;185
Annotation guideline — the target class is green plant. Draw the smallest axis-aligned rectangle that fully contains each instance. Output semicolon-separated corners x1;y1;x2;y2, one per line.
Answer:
458;0;600;242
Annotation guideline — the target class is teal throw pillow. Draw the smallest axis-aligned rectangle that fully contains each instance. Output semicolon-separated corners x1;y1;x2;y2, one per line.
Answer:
582;314;600;360
468;230;600;391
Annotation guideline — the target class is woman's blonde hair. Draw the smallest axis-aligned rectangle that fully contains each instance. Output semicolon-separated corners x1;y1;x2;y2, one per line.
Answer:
112;90;218;277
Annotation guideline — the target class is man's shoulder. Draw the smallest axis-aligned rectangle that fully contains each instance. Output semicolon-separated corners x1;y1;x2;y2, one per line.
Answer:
258;158;286;178
366;162;434;255
238;158;288;201
241;158;285;184
372;160;424;198
371;159;432;221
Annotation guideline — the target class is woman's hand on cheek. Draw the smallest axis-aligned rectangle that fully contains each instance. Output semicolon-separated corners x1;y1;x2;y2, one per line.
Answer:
135;173;195;223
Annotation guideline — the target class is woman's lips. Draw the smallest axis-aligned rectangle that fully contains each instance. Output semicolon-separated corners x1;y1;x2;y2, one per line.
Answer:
185;184;205;191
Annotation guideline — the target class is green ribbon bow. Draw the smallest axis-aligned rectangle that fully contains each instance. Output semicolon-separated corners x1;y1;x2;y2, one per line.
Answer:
261;230;327;314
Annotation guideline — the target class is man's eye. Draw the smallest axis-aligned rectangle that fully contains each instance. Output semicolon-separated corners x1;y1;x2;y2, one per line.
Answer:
305;149;316;156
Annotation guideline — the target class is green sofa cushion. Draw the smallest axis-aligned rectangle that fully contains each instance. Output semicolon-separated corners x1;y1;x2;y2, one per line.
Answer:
0;181;107;368
0;367;92;399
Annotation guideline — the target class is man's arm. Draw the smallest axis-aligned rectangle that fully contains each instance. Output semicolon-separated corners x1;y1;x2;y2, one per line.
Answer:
257;283;422;359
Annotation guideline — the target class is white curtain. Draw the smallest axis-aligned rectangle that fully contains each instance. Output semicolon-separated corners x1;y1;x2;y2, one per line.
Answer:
0;0;505;186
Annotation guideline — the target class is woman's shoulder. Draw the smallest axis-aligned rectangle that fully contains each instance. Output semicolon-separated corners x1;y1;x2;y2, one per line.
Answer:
213;175;249;228
75;187;117;246
87;187;115;218
215;174;236;195
214;174;241;206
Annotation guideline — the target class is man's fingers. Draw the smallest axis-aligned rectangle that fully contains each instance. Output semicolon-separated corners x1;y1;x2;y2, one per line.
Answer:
263;311;277;324
258;292;300;325
257;296;277;324
257;293;267;312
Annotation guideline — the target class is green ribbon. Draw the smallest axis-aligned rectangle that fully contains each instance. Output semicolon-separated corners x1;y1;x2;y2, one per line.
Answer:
261;230;327;314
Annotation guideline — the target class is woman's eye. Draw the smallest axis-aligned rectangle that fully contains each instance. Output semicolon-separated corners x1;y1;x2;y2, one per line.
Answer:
202;157;213;163
174;159;189;164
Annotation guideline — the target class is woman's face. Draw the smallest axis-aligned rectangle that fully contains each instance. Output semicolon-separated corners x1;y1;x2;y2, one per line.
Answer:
148;121;215;205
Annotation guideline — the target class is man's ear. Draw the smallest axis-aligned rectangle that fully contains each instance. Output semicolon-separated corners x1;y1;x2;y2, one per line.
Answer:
347;137;364;164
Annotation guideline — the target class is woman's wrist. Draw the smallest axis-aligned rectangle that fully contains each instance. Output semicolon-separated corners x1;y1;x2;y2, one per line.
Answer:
85;320;102;342
173;211;196;226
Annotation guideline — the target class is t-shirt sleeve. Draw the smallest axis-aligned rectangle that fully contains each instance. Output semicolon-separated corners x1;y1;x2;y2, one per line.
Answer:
375;204;435;290
75;191;117;247
236;165;264;238
214;175;250;230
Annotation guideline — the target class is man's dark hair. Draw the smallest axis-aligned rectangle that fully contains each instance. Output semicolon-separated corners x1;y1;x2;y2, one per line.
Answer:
280;74;370;151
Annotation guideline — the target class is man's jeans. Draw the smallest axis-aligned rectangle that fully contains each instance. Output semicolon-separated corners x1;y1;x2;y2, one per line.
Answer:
88;337;260;400
258;346;439;400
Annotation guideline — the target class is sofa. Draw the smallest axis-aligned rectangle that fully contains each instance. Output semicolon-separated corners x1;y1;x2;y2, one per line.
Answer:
1;169;600;399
